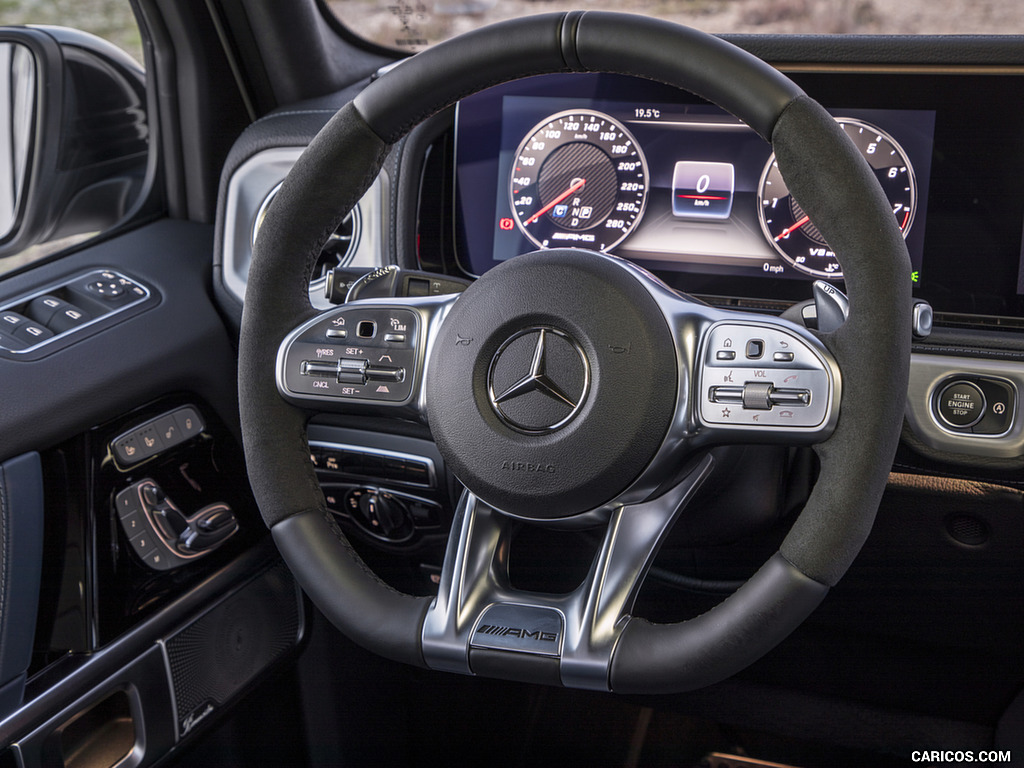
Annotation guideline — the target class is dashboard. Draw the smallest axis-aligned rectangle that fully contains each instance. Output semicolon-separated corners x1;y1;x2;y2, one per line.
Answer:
217;63;1024;467
452;71;1024;322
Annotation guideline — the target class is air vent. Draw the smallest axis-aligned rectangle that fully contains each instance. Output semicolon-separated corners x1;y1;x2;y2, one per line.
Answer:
252;183;362;279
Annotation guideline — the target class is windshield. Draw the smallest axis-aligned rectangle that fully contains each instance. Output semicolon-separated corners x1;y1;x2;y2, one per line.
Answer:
330;0;1024;53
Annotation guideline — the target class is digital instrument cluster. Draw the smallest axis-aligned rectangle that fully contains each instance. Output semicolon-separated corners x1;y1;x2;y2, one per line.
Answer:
454;73;935;290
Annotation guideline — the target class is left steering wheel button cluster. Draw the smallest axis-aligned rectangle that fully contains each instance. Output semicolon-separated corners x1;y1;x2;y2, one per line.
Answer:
281;307;418;404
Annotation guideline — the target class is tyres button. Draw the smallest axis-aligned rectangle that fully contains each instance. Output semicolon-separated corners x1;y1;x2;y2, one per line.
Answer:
937;380;985;429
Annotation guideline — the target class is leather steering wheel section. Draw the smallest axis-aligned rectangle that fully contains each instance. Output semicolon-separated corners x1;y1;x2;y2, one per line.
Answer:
239;12;911;693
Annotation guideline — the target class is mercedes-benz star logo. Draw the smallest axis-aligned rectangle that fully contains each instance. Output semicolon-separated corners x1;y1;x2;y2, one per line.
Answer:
487;327;590;434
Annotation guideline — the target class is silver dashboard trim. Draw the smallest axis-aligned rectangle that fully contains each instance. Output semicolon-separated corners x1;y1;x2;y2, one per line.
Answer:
906;353;1022;457
221;147;383;309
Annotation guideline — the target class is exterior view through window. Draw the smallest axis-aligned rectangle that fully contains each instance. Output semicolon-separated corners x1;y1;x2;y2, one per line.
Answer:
0;0;143;276
330;0;1024;53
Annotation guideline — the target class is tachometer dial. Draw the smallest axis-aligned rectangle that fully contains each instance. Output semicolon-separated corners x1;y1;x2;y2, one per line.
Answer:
757;118;917;278
510;109;648;251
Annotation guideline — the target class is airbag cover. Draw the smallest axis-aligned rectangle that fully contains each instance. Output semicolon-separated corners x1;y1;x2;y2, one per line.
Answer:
426;249;676;519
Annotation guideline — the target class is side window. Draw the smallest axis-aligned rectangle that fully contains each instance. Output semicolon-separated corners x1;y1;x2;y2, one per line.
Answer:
0;4;150;276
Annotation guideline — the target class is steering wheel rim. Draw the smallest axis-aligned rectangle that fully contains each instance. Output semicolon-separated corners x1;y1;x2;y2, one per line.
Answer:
239;12;911;693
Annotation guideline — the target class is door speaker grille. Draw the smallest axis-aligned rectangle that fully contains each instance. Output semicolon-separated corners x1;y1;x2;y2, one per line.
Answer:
165;563;302;739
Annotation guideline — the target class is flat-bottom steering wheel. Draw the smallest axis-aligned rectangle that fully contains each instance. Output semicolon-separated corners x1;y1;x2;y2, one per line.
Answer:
239;12;911;693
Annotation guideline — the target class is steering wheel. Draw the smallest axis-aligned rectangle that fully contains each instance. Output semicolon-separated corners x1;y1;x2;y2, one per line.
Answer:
239;12;911;694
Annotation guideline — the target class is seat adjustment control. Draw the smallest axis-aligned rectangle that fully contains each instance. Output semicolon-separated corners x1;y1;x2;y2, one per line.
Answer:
112;405;205;466
115;479;238;570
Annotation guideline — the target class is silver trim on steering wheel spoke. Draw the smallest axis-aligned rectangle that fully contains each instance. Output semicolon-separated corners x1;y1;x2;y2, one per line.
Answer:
611;257;841;447
420;454;716;690
274;294;458;420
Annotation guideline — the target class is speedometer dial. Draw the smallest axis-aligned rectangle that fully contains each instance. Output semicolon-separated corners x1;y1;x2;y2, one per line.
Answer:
510;109;648;252
757;118;917;278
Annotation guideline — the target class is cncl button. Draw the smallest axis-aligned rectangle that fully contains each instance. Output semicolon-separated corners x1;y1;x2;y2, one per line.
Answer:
936;380;986;429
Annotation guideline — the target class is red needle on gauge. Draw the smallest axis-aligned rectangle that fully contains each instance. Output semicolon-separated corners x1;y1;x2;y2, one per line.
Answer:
524;177;586;226
774;214;810;241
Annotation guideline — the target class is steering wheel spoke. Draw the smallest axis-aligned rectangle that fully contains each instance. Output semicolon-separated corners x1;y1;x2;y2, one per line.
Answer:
591;261;840;505
274;294;458;419
422;454;715;690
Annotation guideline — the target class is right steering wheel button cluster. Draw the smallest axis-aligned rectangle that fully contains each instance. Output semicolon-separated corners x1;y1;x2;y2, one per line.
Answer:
699;322;835;431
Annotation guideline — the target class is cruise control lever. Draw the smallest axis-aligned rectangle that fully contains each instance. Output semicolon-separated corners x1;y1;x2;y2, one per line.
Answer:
324;265;471;304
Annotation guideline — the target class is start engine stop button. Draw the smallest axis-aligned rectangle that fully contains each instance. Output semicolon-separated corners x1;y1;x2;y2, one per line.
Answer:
936;380;986;429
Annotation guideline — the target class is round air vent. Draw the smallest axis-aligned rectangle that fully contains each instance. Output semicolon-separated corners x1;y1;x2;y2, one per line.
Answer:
252;182;362;281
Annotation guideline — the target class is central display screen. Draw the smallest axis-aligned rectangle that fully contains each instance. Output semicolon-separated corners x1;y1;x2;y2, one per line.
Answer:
455;74;935;290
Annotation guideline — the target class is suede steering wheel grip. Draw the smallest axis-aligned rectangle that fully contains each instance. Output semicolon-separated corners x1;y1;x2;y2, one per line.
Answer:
241;11;912;690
